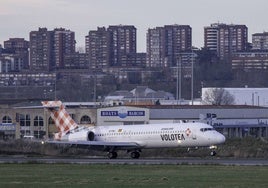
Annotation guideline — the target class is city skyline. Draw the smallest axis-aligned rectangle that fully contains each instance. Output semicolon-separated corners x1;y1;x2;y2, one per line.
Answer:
1;0;268;52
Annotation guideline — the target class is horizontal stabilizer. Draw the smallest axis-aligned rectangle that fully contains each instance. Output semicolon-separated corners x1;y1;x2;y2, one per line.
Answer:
13;101;63;109
42;101;63;108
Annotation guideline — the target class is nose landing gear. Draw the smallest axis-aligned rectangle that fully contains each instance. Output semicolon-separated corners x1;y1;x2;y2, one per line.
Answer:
210;150;217;156
209;145;217;156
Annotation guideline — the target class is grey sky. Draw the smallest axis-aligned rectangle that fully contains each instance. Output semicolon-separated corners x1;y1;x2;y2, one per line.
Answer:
1;0;268;52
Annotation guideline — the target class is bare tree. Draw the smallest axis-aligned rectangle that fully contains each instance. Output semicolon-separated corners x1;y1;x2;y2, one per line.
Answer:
203;88;235;105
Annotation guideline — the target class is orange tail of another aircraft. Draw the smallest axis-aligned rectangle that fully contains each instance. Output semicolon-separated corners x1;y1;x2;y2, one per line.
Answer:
41;101;78;140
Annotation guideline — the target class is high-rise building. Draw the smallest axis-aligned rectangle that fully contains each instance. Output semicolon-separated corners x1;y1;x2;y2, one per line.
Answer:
86;25;137;69
146;27;165;67
0;54;24;73
4;38;29;69
64;52;88;69
252;32;268;51
135;53;146;67
30;27;76;71
107;25;137;66
53;28;76;68
4;38;29;53
232;51;268;70
146;25;192;68
85;27;110;69
30;28;54;71
204;23;248;60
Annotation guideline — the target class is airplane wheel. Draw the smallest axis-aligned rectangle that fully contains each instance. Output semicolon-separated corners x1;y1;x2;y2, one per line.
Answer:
210;151;216;156
130;151;140;159
108;152;117;159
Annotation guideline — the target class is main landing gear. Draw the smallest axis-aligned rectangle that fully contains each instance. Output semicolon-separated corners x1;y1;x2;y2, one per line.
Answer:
107;151;118;159
130;151;140;159
107;151;141;159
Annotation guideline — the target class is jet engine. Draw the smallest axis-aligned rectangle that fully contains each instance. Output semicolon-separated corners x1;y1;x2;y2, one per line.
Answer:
87;131;95;141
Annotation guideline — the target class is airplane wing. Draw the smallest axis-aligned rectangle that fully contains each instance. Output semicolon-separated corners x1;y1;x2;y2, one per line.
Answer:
44;140;141;151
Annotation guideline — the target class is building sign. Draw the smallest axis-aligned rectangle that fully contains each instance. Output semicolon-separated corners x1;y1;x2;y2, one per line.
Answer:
0;123;16;131
101;108;145;119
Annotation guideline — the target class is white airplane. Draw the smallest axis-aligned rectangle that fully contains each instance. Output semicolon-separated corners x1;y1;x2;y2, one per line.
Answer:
42;101;226;159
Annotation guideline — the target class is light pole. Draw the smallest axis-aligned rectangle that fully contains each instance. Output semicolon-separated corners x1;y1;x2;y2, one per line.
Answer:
179;57;182;104
176;59;178;103
54;72;57;100
93;73;97;103
176;57;182;105
191;50;194;105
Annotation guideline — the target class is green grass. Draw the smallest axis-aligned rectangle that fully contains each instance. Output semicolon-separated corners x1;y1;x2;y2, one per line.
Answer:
0;164;267;188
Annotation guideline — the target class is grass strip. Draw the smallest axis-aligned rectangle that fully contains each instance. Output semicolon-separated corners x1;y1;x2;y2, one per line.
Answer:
0;164;267;188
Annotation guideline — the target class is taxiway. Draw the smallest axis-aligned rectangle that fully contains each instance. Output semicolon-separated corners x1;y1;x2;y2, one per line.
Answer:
0;156;267;166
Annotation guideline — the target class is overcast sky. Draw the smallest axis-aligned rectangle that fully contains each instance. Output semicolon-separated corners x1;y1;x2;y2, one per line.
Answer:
1;0;268;52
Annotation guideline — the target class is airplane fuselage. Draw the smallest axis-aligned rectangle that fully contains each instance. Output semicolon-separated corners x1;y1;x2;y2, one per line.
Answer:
65;122;225;149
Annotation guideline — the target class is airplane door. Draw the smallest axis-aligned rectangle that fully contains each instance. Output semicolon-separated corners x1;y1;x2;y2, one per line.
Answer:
192;133;197;140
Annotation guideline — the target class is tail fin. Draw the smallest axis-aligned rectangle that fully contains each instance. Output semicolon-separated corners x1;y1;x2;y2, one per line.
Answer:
42;101;78;140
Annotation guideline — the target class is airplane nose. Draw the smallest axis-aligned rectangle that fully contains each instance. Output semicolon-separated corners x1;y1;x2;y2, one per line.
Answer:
218;134;226;144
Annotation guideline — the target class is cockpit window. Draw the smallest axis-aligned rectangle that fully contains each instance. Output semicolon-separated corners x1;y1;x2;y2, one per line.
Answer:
200;128;215;132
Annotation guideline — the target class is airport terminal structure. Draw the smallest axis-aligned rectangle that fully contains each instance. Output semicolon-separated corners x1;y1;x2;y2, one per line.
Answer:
0;101;268;140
